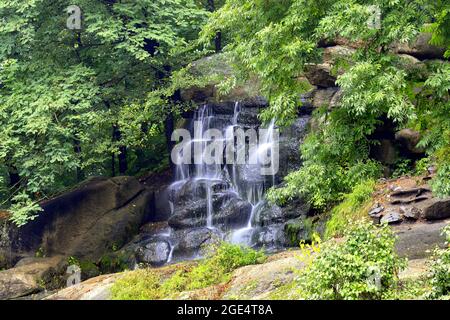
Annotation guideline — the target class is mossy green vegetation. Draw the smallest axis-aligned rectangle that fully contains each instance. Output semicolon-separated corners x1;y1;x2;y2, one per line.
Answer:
110;241;266;300
324;180;375;239
285;217;314;246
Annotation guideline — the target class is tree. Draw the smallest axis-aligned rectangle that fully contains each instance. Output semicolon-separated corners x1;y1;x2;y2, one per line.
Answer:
0;0;208;225
203;0;449;208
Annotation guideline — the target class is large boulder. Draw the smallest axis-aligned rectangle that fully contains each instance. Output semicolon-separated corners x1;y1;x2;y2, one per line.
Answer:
180;54;264;104
251;224;287;248
2;176;154;263
0;256;65;300
174;227;221;255
253;199;310;227
420;198;450;221
303;63;336;88
168;199;209;229
303;45;356;88
390;32;447;60
395;128;425;154
214;196;253;228
136;240;171;267
222;251;304;300
168;192;252;230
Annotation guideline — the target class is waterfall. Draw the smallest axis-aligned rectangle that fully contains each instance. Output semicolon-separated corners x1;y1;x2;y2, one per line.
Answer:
168;101;278;254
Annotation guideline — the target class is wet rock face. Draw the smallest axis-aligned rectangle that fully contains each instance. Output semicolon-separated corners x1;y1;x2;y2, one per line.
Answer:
136;241;170;266
251;224;287;248
174;228;219;254
277;117;310;179
214;196;253;228
254;199;310;227
168;181;253;229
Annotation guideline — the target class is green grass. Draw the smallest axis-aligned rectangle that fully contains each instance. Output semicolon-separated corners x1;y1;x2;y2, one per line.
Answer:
110;241;266;300
325;179;376;239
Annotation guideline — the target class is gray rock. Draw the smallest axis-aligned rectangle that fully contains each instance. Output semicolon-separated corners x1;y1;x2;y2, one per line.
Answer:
169;189;252;229
312;87;340;108
251;224;286;248
304;63;336;88
401;206;421;220
2;176;154;263
0;256;65;300
214;196;253;228
254;199;310;227
168;199;208;229
277;116;311;179
284;217;314;246
174;228;221;254
381;211;403;224
136;241;170;266
390;31;446;60
421;198;450;220
369;205;384;217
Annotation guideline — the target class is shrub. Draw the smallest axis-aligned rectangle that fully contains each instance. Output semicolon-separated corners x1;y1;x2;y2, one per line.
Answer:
426;225;450;300
111;269;163;300
295;221;406;300
165;241;266;292
111;241;266;300
266;112;382;211
392;158;413;178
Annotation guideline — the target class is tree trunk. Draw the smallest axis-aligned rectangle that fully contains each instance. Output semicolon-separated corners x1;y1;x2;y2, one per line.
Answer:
207;0;222;52
111;153;116;177
214;31;222;53
8;166;20;189
112;124;128;175
73;136;84;182
118;145;127;175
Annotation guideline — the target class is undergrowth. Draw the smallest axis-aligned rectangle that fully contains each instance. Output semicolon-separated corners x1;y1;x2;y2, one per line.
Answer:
325;180;375;239
110;241;266;300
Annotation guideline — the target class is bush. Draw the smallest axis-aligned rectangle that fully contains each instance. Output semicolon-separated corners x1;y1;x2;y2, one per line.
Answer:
111;241;266;300
295;221;406;300
325;180;375;239
426;225;450;300
266;108;382;211
111;269;163;300
165;241;266;292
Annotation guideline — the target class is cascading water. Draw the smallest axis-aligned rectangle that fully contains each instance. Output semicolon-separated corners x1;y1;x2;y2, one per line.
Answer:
168;102;278;250
129;101;311;268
